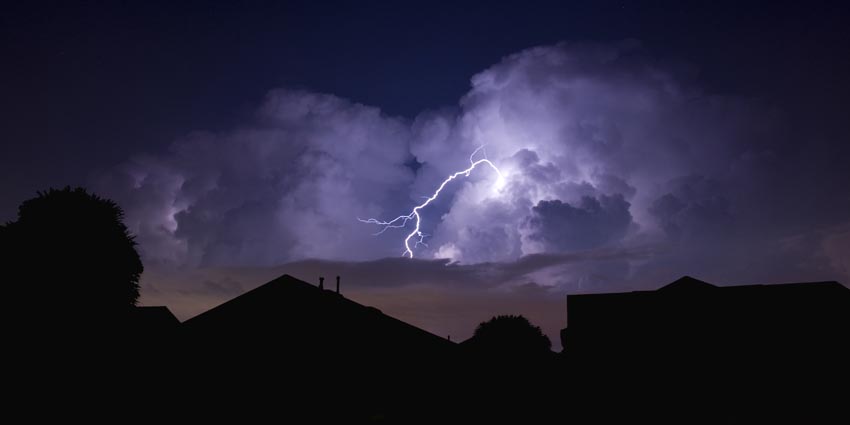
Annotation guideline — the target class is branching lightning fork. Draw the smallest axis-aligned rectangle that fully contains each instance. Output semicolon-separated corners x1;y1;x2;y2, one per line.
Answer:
359;146;504;258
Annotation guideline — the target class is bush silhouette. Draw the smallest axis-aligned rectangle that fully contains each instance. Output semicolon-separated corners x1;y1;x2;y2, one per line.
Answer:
467;314;552;357
0;187;143;311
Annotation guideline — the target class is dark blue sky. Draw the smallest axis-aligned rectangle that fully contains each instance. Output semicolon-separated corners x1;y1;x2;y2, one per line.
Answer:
3;1;848;220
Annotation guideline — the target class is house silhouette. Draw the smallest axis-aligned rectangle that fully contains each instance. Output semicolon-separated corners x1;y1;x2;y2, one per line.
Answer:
170;274;458;420
181;274;454;360
561;276;849;359
559;276;850;423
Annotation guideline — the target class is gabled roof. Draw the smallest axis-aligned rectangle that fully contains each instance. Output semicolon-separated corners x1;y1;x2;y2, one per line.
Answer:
183;274;455;354
658;275;717;292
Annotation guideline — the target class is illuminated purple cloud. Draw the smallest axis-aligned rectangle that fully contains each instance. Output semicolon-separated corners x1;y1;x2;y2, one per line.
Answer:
95;41;849;316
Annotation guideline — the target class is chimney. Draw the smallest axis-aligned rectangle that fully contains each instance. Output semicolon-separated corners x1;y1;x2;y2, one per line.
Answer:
319;276;324;290
336;275;340;294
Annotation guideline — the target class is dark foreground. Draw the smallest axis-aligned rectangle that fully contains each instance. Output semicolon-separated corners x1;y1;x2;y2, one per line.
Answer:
120;275;850;422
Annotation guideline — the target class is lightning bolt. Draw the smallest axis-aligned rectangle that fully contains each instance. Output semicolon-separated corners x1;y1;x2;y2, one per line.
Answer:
359;146;504;258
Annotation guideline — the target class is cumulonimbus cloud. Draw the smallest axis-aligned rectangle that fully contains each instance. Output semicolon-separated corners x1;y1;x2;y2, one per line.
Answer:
96;41;849;296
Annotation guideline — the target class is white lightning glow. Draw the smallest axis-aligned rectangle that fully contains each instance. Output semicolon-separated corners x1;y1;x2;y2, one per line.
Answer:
359;146;504;258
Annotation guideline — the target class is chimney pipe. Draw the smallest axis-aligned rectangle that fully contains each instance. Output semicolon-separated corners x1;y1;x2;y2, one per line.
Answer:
336;275;340;294
319;276;324;290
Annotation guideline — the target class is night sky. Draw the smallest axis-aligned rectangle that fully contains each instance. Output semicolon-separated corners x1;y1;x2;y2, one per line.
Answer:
4;1;849;346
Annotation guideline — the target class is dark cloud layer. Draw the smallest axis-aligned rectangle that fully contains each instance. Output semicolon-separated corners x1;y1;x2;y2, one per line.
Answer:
526;195;633;251
93;41;848;344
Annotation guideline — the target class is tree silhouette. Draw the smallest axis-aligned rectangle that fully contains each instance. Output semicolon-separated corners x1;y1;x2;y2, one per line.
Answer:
467;315;552;357
0;187;143;311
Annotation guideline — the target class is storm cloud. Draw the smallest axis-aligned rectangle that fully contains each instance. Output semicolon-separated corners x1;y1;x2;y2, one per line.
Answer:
96;90;415;266
96;41;849;342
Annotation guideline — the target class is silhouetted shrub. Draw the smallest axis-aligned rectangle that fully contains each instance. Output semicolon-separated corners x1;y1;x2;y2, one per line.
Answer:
467;314;552;357
0;187;143;310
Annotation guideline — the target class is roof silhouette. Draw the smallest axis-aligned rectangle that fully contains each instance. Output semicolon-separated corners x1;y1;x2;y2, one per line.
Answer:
169;274;461;421
561;276;849;358
657;275;716;291
557;276;850;423
182;274;455;361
